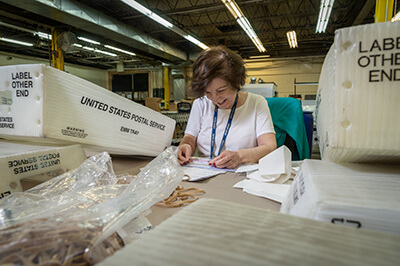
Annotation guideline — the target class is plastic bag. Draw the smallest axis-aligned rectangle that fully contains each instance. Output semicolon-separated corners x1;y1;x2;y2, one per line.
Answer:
0;146;183;265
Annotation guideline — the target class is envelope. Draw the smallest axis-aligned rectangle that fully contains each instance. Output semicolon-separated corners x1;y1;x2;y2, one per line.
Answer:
258;145;292;183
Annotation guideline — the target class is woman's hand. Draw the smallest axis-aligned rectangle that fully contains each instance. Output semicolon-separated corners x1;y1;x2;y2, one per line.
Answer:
177;134;197;165
209;150;241;169
177;143;192;165
209;133;277;169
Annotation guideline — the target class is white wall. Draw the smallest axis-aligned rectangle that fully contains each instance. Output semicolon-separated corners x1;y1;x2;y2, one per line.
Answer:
0;52;108;89
245;56;325;98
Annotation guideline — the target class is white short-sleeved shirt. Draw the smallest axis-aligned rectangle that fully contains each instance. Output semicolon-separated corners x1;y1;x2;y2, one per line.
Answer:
185;92;275;158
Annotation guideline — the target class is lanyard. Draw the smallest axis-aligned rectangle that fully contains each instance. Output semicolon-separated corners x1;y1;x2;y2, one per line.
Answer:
210;93;239;159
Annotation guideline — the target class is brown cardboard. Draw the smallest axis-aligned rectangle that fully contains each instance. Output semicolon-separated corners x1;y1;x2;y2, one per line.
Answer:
169;102;178;111
145;97;162;112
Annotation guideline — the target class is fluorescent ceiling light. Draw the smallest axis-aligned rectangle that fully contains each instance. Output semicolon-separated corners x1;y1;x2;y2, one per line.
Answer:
120;0;208;50
121;0;151;15
150;13;173;28
286;30;298;48
184;35;198;44
184;35;209;50
121;0;173;28
221;0;266;53
0;37;33;46
0;20;35;33
77;37;138;57
105;45;136;56
82;46;94;51
197;42;210;50
94;49;117;57
78;36;100;45
186;36;208;50
79;43;131;57
237;17;256;38
223;0;242;19
316;0;335;33
249;55;270;59
35;31;52;40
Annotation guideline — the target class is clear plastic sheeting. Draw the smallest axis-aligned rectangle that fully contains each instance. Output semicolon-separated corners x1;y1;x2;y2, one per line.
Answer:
0;146;184;265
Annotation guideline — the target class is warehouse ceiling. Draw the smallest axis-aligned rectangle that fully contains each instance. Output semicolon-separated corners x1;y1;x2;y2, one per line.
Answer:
0;0;380;70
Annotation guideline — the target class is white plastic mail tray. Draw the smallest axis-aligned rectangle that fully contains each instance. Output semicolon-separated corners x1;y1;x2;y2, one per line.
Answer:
0;64;175;156
99;199;400;266
316;21;400;163
0;141;86;199
280;159;400;235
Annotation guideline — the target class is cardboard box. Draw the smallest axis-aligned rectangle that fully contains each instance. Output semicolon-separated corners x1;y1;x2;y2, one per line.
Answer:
0;141;86;199
280;159;400;235
168;102;177;112
316;22;400;163
145;97;162;112
0;64;175;156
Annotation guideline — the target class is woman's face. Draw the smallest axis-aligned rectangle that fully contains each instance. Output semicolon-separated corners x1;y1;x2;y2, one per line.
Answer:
205;77;237;109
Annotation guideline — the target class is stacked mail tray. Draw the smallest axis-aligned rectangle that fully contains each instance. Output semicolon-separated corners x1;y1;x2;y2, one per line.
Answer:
316;22;400;163
99;199;400;266
0;141;86;198
0;64;175;156
280;159;400;235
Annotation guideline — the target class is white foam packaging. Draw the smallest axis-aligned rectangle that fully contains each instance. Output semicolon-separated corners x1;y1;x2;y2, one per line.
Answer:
0;64;175;156
0;141;86;198
316;21;400;163
280;159;400;235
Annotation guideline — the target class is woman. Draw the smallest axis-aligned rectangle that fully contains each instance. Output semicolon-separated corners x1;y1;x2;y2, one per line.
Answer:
178;46;277;169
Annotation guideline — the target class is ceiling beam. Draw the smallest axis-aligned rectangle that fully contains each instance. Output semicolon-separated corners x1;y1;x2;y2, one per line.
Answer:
352;0;375;25
0;0;187;63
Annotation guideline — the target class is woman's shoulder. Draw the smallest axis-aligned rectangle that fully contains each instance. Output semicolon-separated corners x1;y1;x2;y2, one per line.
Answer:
193;96;211;105
192;96;213;110
244;92;268;104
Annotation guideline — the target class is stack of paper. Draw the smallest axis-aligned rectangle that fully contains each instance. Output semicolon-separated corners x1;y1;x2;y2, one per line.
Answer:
0;141;86;198
183;157;228;181
99;199;400;266
280;159;400;235
0;64;175;156
316;22;400;163
234;146;292;203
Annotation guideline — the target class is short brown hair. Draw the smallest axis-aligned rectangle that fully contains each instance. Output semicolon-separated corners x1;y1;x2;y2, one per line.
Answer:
190;46;246;98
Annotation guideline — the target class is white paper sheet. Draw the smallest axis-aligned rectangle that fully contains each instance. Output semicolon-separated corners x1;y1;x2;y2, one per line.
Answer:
259;145;291;179
237;146;293;184
182;167;227;182
247;170;280;182
234;179;291;203
185;157;236;172
235;164;258;173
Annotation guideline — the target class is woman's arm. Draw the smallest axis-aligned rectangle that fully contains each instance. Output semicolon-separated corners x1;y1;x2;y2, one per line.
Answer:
209;132;277;169
177;133;197;165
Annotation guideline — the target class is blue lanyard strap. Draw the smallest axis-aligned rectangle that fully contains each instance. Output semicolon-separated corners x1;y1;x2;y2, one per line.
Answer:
210;93;239;159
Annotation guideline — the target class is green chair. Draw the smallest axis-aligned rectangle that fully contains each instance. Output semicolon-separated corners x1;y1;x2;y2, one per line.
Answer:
266;97;310;160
